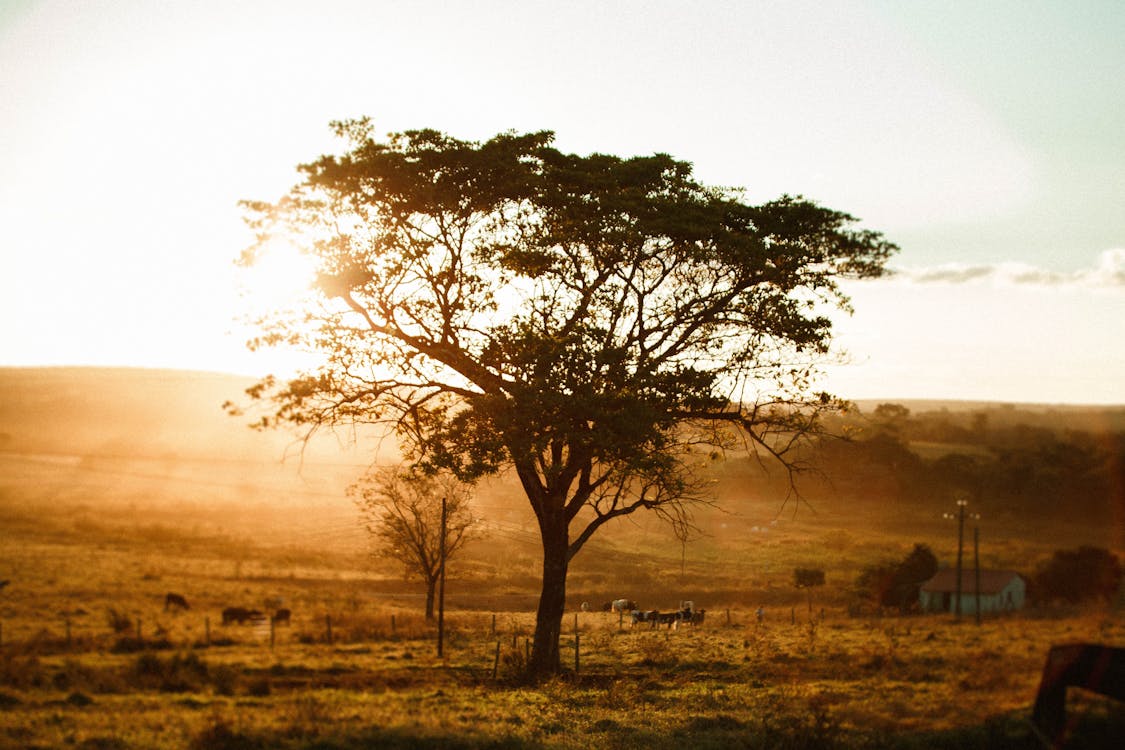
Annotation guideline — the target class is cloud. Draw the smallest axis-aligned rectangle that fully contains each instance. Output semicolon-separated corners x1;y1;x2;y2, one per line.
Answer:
888;248;1125;288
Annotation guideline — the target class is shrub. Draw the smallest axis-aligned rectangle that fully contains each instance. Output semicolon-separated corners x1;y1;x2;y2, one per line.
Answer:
105;608;133;634
1033;546;1122;603
855;544;938;611
190;719;264;750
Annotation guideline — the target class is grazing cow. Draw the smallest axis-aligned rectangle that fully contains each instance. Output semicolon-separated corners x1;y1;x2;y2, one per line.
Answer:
164;592;189;612
272;608;291;626
580;602;590;612
603;599;637;613
1032;643;1125;744
656;611;683;628
221;606;263;625
630;610;661;629
688;609;706;626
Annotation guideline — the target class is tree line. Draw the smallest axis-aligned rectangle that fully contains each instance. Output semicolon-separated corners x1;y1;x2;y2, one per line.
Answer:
808;403;1124;517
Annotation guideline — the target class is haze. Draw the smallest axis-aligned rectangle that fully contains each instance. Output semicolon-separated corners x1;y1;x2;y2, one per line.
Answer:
0;0;1122;404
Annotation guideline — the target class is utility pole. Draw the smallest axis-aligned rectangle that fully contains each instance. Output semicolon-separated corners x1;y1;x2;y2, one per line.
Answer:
944;497;979;622
974;525;982;626
437;496;447;658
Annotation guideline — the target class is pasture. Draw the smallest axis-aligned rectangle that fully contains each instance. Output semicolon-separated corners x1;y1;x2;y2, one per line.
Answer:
2;368;1124;747
2;491;1124;749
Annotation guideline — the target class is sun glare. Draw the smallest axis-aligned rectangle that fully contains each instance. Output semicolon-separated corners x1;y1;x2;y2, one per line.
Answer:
228;238;322;377
240;237;320;310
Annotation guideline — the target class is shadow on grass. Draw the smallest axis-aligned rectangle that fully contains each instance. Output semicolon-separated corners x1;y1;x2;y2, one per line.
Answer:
186;706;1125;750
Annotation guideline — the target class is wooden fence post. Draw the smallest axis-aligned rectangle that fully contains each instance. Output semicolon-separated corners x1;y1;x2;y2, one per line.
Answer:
492;641;501;679
391;614;396;636
491;614;496;636
574;633;580;673
726;609;731;626
326;615;333;644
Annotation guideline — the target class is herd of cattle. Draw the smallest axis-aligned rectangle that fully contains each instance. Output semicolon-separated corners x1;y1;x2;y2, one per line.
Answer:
163;592;290;626
588;598;706;629
164;592;700;631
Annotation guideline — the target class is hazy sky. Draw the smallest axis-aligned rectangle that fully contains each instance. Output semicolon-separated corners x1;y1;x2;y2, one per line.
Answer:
1;0;1122;404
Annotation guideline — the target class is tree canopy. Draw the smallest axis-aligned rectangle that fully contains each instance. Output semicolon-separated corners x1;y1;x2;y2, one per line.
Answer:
235;120;896;673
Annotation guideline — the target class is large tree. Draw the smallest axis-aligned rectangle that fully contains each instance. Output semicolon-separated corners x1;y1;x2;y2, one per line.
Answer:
234;120;895;675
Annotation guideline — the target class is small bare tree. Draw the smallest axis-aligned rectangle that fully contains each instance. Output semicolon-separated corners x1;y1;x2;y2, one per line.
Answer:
353;468;476;620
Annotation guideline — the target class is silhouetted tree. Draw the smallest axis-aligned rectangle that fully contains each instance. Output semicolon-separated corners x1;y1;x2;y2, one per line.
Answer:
794;567;826;612
1033;546;1122;604
353;468;475;620
856;543;938;611
233;121;895;675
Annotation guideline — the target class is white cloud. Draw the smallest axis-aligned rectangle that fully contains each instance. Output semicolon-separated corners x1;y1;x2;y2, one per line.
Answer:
887;249;1125;288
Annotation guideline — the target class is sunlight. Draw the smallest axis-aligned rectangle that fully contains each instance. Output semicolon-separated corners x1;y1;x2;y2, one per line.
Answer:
239;236;320;311
229;237;322;377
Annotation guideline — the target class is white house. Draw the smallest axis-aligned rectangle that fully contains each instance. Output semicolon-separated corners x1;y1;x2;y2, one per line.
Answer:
919;569;1026;615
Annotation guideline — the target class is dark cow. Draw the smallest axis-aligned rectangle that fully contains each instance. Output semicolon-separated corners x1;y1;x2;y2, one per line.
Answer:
272;608;291;626
630;610;661;629
688;609;706;626
221;606;263;625
1032;643;1125;744
164;592;189;611
656;611;683;628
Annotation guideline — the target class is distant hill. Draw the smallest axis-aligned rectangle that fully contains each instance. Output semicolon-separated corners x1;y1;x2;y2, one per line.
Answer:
0;366;393;465
851;398;1125;433
3;368;1120;464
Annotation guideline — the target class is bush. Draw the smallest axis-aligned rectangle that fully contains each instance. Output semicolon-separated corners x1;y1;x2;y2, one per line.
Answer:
105;608;133;634
1033;546;1122;603
856;544;938;611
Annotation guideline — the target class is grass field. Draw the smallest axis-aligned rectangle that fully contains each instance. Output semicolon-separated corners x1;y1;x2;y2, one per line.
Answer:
2;488;1124;749
2;368;1123;748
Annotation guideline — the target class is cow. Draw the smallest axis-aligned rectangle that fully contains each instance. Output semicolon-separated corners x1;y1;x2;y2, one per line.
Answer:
602;599;637;613
221;606;263;625
272;608;291;626
630;610;661;629
688;609;706;626
1032;643;1125;744
164;592;189;612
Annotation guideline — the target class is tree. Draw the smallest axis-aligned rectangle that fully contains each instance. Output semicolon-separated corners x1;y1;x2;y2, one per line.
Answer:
1033;546;1122;604
794;567;826;612
855;543;937;611
233;121;895;675
352;468;475;620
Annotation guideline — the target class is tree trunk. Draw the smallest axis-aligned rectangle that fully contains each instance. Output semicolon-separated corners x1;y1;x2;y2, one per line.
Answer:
424;577;436;621
528;518;568;676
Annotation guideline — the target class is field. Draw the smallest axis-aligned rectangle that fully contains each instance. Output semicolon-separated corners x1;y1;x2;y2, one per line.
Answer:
1;368;1124;748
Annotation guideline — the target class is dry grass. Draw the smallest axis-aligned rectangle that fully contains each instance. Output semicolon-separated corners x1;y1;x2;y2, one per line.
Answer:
2;478;1123;748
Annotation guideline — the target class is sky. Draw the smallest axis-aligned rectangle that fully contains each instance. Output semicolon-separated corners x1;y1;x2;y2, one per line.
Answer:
1;0;1122;405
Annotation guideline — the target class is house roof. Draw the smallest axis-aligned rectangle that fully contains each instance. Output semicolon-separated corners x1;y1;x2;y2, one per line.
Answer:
920;569;1024;595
